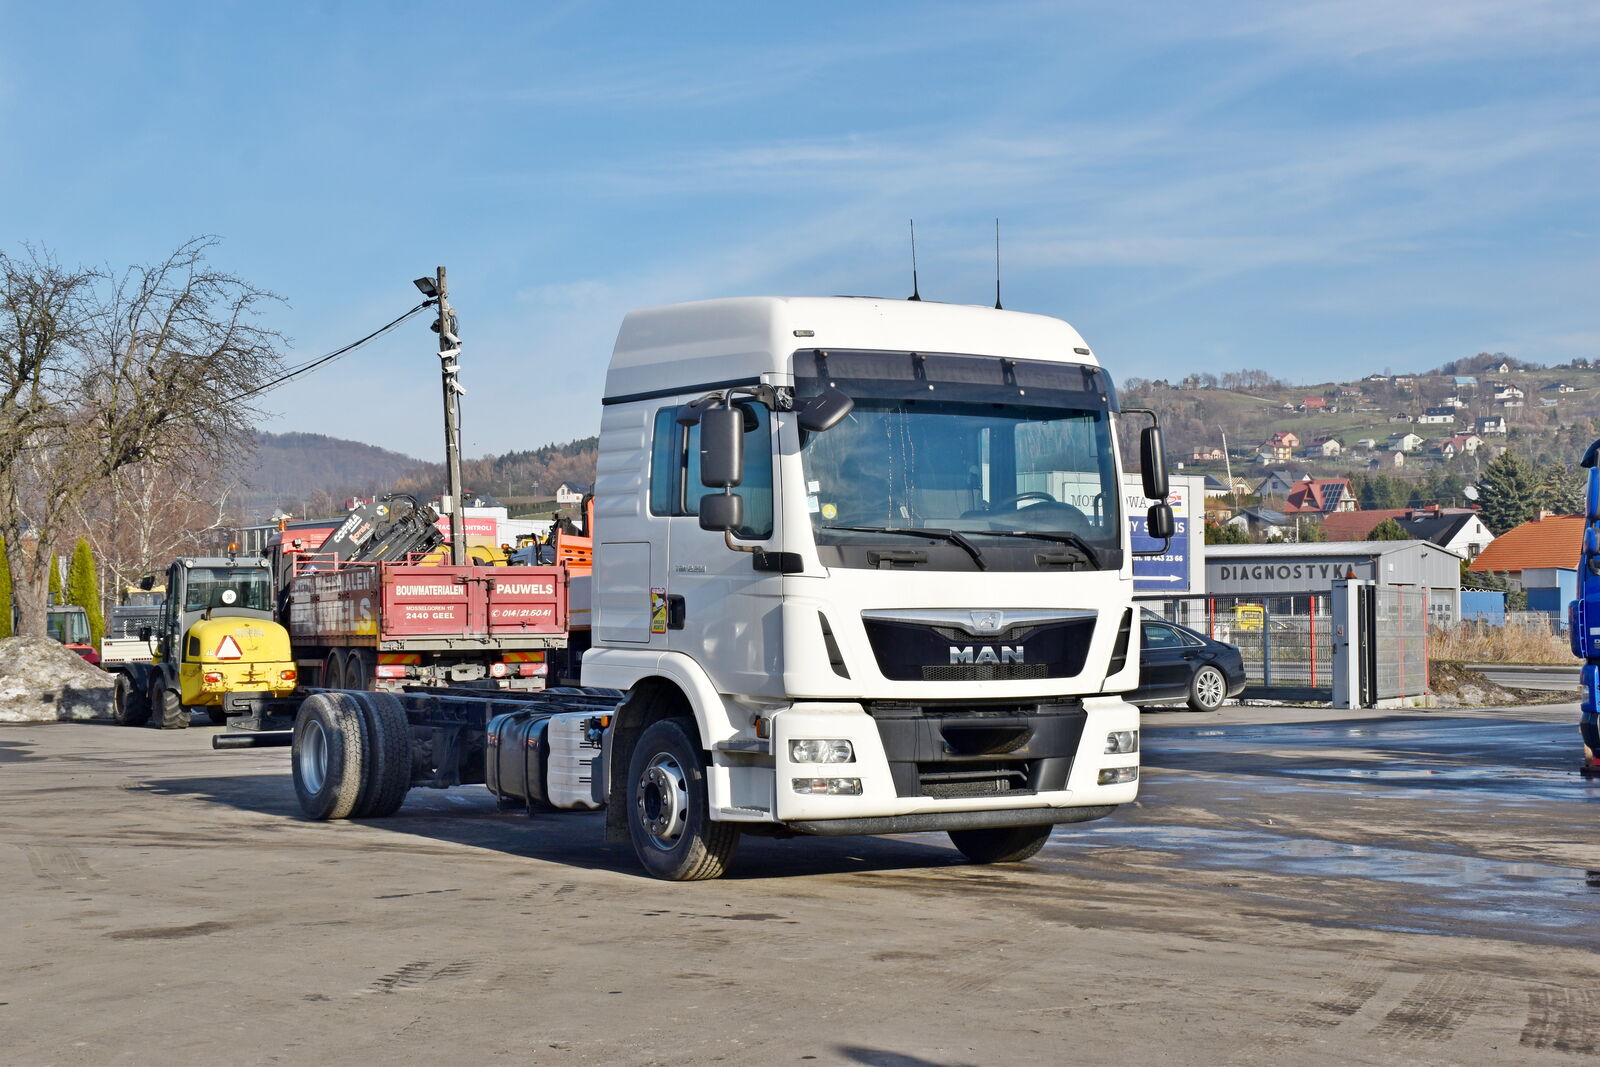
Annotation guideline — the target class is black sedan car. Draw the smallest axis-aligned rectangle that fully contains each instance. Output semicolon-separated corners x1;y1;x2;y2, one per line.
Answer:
1131;612;1247;711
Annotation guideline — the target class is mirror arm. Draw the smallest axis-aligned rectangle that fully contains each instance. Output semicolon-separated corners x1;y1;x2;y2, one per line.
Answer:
1131;538;1172;558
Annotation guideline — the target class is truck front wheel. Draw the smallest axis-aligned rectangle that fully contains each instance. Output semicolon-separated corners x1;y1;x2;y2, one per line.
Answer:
948;824;1054;864
626;718;739;881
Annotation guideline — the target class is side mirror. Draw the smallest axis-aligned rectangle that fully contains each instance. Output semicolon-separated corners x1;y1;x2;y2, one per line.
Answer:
699;492;743;532
1146;502;1175;540
1140;425;1169;500
139;626;153;642
138;575;155;591
699;406;745;488
797;387;854;433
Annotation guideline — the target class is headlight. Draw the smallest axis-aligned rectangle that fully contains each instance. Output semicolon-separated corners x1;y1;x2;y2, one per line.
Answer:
789;739;854;764
792;777;863;795
1104;730;1139;755
1098;767;1138;786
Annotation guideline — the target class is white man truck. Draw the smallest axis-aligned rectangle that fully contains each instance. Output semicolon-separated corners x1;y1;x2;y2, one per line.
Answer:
223;296;1174;880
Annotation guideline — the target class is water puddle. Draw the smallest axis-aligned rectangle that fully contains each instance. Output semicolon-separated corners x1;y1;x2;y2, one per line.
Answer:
1045;824;1599;944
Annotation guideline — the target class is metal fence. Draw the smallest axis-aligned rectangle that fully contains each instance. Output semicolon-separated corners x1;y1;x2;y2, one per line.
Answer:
1369;586;1430;702
1141;593;1335;699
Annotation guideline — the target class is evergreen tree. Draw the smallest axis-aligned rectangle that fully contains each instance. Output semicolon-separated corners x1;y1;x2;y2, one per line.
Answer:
47;554;61;605
66;538;103;648
1533;461;1584;516
1204;521;1250;544
1478;448;1537;535
0;536;12;638
1368;518;1410;540
1299;518;1328;542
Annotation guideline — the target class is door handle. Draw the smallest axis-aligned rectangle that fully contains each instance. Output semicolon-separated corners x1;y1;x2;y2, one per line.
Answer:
666;594;686;630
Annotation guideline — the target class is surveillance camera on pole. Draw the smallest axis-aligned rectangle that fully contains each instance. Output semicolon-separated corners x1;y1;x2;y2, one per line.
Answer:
420;266;467;566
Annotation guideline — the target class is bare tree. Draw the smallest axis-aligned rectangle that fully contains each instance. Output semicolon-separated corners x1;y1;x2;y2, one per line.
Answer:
0;238;284;634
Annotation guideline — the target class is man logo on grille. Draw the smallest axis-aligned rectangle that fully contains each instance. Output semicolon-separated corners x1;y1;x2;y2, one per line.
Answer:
969;610;1004;634
949;645;1024;665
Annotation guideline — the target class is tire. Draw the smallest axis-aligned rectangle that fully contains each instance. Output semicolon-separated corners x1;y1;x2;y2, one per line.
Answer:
351;692;412;818
348;649;376;692
157;687;189;730
292;693;368;820
205;708;229;725
948;824;1054;864
626;718;739;881
322;651;344;690
112;674;150;727
1187;665;1228;712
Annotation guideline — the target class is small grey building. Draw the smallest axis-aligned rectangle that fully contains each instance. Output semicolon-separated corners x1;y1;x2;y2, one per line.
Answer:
1206;540;1462;623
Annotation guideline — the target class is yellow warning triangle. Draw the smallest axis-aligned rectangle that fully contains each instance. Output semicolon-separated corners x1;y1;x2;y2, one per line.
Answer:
215;634;243;660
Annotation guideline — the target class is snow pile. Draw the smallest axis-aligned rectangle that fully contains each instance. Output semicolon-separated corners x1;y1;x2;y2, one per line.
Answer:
0;636;115;722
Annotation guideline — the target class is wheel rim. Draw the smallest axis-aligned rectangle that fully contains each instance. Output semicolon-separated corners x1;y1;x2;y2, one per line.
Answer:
299;719;329;794
636;752;689;851
1197;668;1224;707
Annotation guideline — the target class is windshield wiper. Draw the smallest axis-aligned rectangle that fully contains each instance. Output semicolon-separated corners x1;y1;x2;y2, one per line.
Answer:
822;525;988;571
984;529;1104;569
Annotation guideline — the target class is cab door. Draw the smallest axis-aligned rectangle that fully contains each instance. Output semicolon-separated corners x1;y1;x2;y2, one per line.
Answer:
661;401;785;699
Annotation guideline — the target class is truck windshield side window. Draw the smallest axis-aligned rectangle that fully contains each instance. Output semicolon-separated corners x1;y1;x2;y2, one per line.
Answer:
649;404;774;539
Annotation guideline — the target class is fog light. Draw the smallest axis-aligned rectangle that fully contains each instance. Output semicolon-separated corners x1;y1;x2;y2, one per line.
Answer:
1098;766;1138;786
203;671;223;685
279;669;297;682
1104;730;1138;755
789;739;854;764
792;777;863;795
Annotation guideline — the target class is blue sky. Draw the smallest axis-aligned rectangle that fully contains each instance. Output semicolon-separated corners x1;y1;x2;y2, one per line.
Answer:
2;1;1597;460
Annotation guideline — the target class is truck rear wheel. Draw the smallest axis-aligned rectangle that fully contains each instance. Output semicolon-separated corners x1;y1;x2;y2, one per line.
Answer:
626;718;739;881
112;674;150;727
322;651;344;689
156;687;189;730
948;825;1054;864
348;650;376;692
292;693;368;820
351;692;411;818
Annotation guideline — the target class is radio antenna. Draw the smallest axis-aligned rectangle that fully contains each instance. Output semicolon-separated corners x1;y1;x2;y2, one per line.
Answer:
907;219;922;301
993;217;1003;310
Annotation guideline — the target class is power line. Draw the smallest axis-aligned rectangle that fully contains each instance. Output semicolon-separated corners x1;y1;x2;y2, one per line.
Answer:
225;299;434;403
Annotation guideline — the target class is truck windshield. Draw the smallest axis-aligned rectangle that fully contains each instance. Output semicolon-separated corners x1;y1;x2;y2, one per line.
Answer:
795;349;1124;572
184;568;273;612
47;610;90;644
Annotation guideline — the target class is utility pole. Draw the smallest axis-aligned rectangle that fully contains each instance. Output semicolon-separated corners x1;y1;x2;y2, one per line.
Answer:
420;266;467;565
1221;428;1235;503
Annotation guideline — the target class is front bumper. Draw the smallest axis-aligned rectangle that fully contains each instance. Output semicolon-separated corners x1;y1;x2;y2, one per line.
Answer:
767;696;1140;824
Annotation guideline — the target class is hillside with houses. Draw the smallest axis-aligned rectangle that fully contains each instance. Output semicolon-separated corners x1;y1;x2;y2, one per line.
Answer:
1123;352;1599;522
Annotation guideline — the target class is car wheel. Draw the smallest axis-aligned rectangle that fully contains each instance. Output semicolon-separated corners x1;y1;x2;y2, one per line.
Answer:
1188;665;1227;712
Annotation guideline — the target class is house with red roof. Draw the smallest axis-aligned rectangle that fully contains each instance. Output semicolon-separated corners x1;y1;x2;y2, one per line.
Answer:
1260;431;1300;462
1320;507;1492;559
1469;513;1583;581
1284;476;1357;514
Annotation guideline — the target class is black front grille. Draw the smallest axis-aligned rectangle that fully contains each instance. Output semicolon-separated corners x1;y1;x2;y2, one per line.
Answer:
863;616;1096;681
917;761;1031;798
866;702;1088;799
921;663;1048;681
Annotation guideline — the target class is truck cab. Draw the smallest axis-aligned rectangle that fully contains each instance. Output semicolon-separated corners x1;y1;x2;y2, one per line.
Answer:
584;296;1166;876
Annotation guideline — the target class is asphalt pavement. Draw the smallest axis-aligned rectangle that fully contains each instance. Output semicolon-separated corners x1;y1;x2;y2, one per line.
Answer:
1;702;1597;1065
